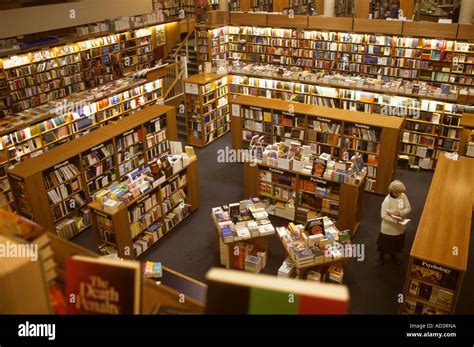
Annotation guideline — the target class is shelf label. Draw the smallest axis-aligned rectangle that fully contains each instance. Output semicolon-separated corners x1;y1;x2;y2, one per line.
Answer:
310;177;327;185
231;104;240;117
54;161;70;170
317;117;331;123
185;83;199;95
282;111;295;117
413;258;452;275
150;116;162;123
91;144;105;152
250;106;262;111
355;123;371;130
269;168;284;175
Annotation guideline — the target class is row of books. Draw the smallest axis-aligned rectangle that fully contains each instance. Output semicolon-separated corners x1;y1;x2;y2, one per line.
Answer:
55;208;91;239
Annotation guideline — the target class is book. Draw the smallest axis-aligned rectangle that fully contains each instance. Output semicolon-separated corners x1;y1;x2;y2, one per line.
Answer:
205;268;349;314
142;261;162;279
65;255;141;314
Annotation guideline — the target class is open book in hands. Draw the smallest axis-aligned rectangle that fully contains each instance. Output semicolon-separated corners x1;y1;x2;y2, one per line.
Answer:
386;210;411;225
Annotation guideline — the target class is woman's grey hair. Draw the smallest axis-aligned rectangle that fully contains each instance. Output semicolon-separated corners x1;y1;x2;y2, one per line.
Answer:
389;180;406;194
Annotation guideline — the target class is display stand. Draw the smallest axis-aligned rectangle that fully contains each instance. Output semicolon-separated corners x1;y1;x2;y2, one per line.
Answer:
401;155;474;314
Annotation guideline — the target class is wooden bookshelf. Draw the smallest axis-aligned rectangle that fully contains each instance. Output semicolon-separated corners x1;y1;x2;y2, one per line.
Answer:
0;76;164;212
227;71;469;170
460;113;474;158
195;25;229;66
7;104;177;240
88;155;199;259
184;73;230;147
231;95;404;196
401;155;474;314
200;20;474;108
243;161;365;235
0;19;181;119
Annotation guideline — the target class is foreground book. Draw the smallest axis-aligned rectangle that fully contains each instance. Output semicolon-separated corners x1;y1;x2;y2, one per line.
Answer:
205;268;348;314
65;255;141;314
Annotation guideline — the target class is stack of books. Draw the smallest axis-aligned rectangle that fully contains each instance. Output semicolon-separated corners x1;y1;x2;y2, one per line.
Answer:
142;261;162;279
278;258;295;278
245;255;263;273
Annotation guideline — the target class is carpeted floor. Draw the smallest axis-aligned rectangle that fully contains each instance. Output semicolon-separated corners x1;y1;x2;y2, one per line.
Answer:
73;133;474;314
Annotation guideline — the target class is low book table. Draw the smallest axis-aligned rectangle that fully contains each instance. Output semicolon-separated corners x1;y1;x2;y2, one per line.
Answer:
211;198;276;272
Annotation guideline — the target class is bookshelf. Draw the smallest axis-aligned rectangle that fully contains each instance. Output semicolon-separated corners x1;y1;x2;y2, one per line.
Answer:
251;0;272;12
335;0;355;17
0;76;163;212
196;25;229;67
284;0;315;15
0;20;178;118
199;21;474;105
211;198;275;271
232;95;404;196
401;155;474;314
184;74;230;147
460;113;474;158
7;104;177;240
227;69;472;170
243;159;365;235
88;154;199;259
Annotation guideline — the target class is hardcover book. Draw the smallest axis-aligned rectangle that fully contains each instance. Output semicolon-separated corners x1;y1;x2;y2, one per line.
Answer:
65;255;141;314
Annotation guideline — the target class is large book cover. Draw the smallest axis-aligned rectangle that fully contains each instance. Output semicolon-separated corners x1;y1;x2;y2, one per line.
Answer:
205;268;348;314
65;255;141;314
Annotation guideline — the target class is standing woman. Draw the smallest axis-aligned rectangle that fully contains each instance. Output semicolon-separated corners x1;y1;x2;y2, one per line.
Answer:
378;180;411;266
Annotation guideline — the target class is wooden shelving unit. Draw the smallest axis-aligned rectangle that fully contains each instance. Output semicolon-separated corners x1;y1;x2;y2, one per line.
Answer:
232;95;404;196
401;155;474;314
460;113;474;158
244;161;365;235
184;73;230;147
227;72;468;170
195;25;229;67
7;104;177;240
88;155;199;259
0;76;163;211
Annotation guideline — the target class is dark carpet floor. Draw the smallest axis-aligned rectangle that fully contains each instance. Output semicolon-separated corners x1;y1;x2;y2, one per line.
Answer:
73;133;474;314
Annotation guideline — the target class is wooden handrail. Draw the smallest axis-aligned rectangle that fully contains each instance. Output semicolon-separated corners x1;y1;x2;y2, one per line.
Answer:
172;28;195;59
163;66;186;99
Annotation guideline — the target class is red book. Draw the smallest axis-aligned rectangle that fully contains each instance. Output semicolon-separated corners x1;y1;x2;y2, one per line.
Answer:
65;255;141;314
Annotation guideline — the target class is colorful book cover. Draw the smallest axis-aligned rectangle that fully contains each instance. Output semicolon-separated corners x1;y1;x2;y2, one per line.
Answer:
65;255;141;314
206;268;348;314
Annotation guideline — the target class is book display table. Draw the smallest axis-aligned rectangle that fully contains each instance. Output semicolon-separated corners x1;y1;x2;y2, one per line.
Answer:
211;198;276;272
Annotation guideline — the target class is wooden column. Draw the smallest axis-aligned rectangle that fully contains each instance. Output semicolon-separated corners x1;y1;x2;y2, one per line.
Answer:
316;0;324;15
240;0;250;12
400;0;415;20
355;0;370;18
273;0;290;12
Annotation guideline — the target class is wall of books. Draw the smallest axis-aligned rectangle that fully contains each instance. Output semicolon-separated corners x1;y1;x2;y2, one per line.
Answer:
7;104;176;240
0;22;173;117
0;76;163;211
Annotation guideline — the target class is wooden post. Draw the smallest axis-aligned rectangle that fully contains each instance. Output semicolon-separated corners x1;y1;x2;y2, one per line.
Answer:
400;0;415;20
355;0;370;18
